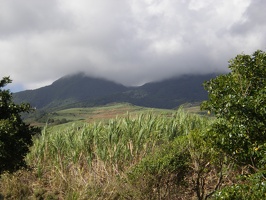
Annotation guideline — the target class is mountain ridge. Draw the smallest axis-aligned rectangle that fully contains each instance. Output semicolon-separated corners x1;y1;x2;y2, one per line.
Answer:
14;73;219;110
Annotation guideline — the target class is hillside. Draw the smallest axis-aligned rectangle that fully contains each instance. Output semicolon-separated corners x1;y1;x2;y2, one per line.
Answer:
14;73;128;110
28;103;180;127
122;74;215;108
14;73;219;110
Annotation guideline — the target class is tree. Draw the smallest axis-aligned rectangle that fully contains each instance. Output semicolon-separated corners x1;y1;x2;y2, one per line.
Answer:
201;50;266;167
0;77;40;173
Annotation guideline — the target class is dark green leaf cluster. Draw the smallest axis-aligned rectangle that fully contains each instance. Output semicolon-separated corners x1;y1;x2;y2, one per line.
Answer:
201;50;266;166
0;77;40;173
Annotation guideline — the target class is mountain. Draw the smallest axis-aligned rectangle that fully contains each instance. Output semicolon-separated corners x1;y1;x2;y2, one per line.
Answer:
14;73;128;110
124;74;215;108
14;73;218;110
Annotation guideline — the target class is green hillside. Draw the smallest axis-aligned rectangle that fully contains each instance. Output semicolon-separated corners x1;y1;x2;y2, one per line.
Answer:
14;73;128;110
14;73;218;110
26;103;195;127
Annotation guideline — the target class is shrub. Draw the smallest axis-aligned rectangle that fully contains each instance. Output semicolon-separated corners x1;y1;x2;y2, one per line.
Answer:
201;50;266;167
213;171;266;200
127;136;190;199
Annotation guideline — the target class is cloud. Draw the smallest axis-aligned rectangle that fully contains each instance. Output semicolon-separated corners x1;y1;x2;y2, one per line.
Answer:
0;0;265;91
0;0;71;36
230;0;266;50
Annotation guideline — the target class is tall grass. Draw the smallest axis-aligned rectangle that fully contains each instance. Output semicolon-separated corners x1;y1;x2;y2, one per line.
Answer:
22;108;211;199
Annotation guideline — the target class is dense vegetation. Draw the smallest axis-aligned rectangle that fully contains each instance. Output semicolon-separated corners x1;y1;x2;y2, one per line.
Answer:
201;50;266;199
1;109;216;199
0;77;40;174
0;50;265;199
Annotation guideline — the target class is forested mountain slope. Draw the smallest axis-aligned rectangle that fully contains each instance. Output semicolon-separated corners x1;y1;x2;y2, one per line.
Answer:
14;73;219;110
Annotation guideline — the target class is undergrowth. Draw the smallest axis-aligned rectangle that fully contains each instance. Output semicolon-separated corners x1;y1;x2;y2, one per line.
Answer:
0;109;228;199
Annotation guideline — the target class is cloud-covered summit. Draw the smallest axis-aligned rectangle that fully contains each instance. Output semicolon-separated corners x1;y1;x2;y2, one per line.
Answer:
1;0;265;91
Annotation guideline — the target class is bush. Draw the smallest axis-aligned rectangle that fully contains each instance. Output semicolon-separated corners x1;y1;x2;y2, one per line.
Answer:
127;136;190;199
127;128;225;200
201;50;266;167
213;171;266;200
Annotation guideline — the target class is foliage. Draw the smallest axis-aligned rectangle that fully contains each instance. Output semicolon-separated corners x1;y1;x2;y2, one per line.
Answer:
213;171;266;200
127;136;190;199
0;77;39;173
201;50;266;167
127;127;226;200
187;130;226;200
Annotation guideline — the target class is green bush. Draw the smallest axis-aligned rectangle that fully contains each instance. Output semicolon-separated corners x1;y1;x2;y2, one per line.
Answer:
213;171;266;200
201;50;266;167
127;136;190;199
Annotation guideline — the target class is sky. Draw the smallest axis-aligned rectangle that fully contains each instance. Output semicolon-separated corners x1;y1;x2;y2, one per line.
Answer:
1;0;266;92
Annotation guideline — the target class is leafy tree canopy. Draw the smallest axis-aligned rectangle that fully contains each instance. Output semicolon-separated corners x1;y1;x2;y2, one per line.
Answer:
201;50;266;167
0;77;39;173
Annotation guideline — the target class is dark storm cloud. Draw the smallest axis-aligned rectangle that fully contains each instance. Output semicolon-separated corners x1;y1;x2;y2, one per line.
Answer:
0;0;265;90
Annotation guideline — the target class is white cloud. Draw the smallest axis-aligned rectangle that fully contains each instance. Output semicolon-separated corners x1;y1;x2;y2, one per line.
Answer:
188;0;213;10
0;0;265;91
